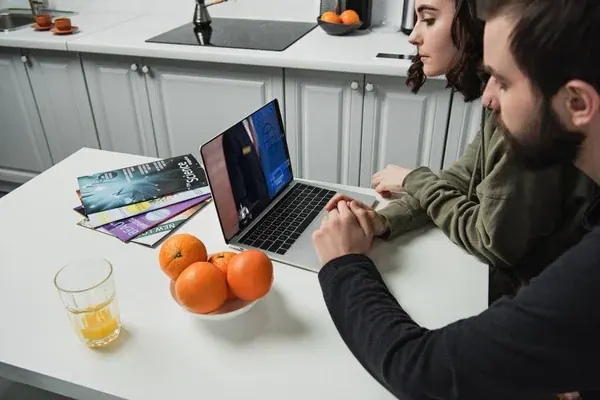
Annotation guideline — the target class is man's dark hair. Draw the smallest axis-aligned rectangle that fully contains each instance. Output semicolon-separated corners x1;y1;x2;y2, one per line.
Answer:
406;0;486;102
477;0;600;98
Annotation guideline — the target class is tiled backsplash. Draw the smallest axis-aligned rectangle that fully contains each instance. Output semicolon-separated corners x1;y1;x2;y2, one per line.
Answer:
1;0;321;21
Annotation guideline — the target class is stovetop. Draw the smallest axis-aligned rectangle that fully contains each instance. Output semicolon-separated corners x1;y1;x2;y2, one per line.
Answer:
146;18;317;52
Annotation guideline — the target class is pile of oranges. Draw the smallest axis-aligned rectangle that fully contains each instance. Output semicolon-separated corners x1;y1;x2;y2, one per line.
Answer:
158;233;273;314
320;9;360;25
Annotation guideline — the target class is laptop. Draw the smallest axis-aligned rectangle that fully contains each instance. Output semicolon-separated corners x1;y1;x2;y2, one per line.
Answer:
199;98;376;273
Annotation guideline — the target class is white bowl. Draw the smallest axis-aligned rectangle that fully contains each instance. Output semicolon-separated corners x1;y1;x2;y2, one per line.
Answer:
169;280;259;321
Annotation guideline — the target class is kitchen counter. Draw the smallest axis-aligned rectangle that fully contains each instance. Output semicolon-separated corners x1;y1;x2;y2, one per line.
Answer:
0;11;137;51
0;148;487;400
1;12;420;76
67;14;417;76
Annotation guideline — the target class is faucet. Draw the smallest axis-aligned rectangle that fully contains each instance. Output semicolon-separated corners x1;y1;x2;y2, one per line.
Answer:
193;0;228;27
27;0;46;15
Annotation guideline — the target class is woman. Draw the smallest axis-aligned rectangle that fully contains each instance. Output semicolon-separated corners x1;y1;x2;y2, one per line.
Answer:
325;0;596;303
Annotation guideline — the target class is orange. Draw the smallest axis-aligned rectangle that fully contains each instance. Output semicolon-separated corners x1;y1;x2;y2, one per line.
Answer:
159;234;207;280
227;250;273;301
175;262;228;314
208;252;238;273
208;252;238;301
321;11;342;24
340;9;360;25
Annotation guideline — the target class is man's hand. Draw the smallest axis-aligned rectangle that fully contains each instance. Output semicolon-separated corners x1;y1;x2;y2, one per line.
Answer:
324;194;389;237
372;165;412;198
312;200;374;265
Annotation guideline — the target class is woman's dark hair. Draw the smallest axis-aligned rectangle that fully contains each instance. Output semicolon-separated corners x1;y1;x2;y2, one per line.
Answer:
406;0;486;102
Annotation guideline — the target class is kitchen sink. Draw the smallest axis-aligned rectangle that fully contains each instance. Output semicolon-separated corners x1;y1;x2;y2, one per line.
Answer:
0;12;34;31
0;8;76;32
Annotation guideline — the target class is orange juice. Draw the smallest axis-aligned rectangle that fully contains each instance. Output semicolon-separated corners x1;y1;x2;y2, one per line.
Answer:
68;297;121;348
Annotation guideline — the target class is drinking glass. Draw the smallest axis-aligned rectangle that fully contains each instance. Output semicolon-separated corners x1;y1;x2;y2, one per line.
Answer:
54;258;122;348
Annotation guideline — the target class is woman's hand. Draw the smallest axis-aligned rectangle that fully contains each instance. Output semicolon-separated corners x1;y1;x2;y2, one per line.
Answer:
372;165;412;198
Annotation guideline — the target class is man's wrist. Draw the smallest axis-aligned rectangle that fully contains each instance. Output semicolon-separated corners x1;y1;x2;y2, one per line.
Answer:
321;253;375;273
322;251;351;265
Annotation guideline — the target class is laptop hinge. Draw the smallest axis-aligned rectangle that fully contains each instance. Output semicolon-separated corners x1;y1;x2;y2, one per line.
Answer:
230;181;298;243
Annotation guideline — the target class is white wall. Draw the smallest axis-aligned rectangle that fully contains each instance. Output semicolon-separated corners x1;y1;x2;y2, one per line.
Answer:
2;0;322;21
370;0;405;28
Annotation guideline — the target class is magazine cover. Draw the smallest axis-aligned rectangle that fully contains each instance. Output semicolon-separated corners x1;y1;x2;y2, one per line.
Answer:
86;187;210;228
77;154;208;214
130;200;212;247
99;194;210;242
76;199;212;248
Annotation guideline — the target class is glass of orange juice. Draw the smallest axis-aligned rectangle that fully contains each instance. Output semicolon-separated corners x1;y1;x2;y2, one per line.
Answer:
54;258;122;348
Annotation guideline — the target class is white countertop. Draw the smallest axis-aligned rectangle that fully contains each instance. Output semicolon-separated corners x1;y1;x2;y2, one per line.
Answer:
0;148;487;400
0;11;419;76
66;14;417;76
0;11;137;51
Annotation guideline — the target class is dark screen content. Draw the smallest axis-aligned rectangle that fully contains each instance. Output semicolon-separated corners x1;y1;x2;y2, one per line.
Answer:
202;101;292;241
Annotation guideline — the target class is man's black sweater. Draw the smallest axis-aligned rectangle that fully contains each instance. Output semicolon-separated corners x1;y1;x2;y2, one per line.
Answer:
318;224;600;399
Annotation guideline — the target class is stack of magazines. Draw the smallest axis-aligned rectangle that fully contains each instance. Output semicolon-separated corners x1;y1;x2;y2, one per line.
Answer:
74;154;212;248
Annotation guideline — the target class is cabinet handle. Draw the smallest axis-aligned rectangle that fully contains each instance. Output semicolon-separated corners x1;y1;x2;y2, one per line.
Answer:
350;81;359;90
20;55;29;64
130;63;139;72
141;65;150;74
365;83;374;92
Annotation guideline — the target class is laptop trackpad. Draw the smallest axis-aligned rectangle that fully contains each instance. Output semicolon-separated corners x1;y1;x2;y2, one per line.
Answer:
275;186;377;273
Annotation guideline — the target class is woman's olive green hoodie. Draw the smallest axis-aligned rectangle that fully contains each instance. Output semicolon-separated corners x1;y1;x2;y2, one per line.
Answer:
377;109;598;302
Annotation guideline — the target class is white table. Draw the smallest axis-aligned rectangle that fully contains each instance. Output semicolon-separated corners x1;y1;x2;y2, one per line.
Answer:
0;148;488;400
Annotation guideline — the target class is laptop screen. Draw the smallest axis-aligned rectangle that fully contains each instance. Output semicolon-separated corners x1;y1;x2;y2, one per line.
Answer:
200;99;293;242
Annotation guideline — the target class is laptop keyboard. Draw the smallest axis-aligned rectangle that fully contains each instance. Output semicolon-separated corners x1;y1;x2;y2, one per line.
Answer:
238;183;336;255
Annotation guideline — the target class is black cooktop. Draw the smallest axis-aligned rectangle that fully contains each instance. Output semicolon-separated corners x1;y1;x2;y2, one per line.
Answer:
146;19;317;52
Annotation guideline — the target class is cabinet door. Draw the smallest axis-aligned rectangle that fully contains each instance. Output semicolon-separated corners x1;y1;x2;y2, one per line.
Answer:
284;69;364;186
143;59;285;159
359;75;452;187
444;97;482;168
24;50;99;164
82;54;157;157
0;48;52;177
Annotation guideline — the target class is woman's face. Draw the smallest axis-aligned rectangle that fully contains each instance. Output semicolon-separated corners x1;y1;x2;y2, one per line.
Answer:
408;0;459;77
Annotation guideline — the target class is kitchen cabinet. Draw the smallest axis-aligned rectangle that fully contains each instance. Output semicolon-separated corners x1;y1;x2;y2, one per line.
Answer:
0;47;472;192
22;50;99;164
82;54;285;160
284;69;364;186
359;75;452;187
285;69;452;187
143;58;284;158
82;54;157;157
443;96;482;168
0;47;52;185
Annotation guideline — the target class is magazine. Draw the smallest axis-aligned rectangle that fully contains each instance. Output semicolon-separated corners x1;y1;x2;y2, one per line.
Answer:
77;199;212;247
77;154;208;214
130;201;212;247
86;187;210;228
76;194;211;242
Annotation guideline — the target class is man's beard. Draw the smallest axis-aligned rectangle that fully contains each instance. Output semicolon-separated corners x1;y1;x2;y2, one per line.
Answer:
497;99;585;170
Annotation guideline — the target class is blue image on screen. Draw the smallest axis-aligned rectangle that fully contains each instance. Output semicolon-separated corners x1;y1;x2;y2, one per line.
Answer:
250;102;293;198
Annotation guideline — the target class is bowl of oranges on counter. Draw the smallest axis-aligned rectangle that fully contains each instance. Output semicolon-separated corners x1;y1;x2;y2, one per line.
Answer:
159;233;273;320
318;9;362;36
